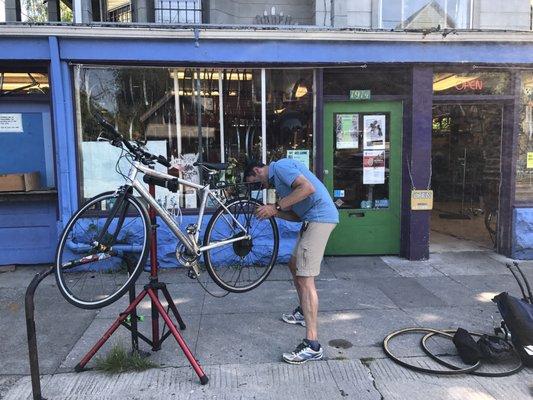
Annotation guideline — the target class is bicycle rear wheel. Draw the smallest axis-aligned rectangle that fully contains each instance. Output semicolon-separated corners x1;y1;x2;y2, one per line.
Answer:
55;191;150;309
203;198;279;293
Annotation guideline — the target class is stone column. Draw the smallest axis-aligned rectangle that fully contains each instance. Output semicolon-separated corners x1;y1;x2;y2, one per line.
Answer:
132;0;155;23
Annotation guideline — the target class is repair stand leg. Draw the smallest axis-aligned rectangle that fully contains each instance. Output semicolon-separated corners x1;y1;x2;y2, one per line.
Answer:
160;284;186;330
146;288;208;384
75;289;148;372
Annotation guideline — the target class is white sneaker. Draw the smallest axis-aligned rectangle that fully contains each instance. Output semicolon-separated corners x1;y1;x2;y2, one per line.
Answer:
281;306;306;327
282;340;323;364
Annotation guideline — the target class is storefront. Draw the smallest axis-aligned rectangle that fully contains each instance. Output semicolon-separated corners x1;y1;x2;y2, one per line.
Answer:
0;29;532;265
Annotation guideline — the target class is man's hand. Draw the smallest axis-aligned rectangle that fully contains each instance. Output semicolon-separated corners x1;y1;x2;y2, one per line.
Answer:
255;204;278;220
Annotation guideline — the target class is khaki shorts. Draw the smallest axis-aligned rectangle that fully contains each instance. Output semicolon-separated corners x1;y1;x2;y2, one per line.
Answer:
291;222;337;277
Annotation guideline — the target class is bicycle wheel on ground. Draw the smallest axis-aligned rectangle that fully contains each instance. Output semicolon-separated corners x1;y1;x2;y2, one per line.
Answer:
203;198;279;293
55;191;150;309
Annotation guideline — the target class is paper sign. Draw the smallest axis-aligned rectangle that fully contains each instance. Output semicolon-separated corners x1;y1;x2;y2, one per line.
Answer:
334;189;345;198
0;113;23;133
363;150;385;184
527;152;533;169
335;114;359;149
363;115;385;150
411;190;434;210
287;149;310;169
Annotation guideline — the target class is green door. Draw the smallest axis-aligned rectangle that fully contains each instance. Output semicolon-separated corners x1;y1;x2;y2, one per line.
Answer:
324;101;403;255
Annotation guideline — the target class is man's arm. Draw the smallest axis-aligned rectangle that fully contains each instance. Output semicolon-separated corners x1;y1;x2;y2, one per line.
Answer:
278;175;315;211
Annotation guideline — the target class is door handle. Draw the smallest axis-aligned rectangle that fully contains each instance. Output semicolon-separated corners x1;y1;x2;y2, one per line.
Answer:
324;169;329;175
349;212;365;218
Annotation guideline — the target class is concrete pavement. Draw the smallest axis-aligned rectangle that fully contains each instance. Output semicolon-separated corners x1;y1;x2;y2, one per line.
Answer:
1;246;532;399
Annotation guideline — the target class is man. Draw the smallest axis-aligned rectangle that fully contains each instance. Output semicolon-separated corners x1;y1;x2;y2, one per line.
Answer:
244;158;339;364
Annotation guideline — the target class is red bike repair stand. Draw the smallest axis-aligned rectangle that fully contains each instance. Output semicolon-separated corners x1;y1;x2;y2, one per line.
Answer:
74;183;208;385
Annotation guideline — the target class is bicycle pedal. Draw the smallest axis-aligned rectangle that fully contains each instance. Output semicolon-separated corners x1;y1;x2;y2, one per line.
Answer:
187;269;198;279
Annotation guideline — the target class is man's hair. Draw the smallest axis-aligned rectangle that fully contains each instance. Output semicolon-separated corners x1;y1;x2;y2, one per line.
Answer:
243;160;265;179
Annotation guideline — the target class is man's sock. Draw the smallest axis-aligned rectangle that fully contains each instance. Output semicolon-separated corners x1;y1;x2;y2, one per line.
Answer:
305;339;320;351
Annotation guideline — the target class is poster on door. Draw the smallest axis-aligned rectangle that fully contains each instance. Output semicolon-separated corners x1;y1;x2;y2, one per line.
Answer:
363;150;385;184
335;113;359;149
363;115;385;150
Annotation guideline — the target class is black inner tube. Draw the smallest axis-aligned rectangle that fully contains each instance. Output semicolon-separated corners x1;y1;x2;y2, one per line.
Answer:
382;327;482;375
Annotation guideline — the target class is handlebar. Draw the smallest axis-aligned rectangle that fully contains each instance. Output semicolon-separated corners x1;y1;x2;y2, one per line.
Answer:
93;113;171;168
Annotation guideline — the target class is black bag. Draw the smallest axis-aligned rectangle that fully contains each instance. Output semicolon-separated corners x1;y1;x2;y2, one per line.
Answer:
493;292;533;366
476;334;514;362
452;328;482;365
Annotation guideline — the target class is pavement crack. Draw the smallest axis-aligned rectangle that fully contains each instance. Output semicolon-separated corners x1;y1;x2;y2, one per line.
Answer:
360;359;385;400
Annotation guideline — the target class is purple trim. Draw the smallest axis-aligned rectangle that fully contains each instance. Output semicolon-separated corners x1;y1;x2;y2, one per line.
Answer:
498;101;516;256
315;68;324;180
401;66;433;260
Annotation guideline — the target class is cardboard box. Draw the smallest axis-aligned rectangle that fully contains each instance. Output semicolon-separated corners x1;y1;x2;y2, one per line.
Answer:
0;172;41;192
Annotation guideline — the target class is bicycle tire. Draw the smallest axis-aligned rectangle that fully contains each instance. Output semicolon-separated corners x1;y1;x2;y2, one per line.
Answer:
203;198;279;293
55;191;150;309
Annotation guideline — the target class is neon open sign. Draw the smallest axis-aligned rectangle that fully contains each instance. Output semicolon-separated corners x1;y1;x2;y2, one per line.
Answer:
455;79;483;91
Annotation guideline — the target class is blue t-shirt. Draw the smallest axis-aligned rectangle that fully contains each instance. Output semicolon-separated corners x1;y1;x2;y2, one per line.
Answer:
269;158;339;224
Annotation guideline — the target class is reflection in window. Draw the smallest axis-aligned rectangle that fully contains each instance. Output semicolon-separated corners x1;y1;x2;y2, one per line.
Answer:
0;72;49;96
381;0;472;29
266;70;314;171
517;72;533;202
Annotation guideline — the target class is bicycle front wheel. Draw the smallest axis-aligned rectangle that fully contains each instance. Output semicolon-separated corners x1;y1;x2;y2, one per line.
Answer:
55;191;150;309
203;198;279;293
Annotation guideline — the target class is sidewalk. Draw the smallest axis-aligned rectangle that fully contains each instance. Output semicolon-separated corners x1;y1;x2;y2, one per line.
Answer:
1;248;532;399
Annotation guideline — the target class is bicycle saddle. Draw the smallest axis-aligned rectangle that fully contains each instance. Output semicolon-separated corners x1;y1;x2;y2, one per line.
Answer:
194;162;228;171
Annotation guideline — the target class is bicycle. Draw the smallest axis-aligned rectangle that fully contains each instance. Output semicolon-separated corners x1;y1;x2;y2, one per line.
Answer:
55;114;279;309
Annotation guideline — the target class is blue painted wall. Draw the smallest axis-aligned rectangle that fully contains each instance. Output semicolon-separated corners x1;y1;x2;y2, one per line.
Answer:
0;200;58;264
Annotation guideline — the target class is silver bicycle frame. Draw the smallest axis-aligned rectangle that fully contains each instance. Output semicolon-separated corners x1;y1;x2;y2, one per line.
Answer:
128;161;249;255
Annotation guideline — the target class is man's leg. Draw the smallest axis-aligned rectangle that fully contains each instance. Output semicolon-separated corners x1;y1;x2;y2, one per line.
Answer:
288;255;302;304
296;276;318;341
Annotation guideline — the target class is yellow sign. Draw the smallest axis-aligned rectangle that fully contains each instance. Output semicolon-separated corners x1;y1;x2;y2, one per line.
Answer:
411;190;434;210
527;152;533;169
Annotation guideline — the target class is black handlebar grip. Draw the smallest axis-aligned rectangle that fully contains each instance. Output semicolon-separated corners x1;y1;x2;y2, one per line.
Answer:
93;113;136;153
157;155;171;168
142;175;179;193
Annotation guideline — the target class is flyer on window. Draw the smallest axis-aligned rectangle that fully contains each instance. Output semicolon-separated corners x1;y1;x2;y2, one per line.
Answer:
335;113;359;149
363;150;385;184
363;115;385;149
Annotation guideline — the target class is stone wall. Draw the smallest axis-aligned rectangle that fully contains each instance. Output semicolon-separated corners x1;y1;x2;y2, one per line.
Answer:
513;208;533;259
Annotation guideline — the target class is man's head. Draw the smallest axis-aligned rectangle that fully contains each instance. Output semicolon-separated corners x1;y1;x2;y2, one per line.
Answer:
244;160;269;186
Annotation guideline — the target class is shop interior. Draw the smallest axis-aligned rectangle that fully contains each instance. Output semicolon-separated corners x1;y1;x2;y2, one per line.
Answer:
430;103;503;249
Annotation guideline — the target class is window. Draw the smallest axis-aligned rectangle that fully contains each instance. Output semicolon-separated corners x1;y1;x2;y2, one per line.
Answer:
381;0;472;29
266;70;314;170
516;72;533;203
433;72;511;95
0;70;55;190
0;71;49;96
74;65;314;208
155;0;202;24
